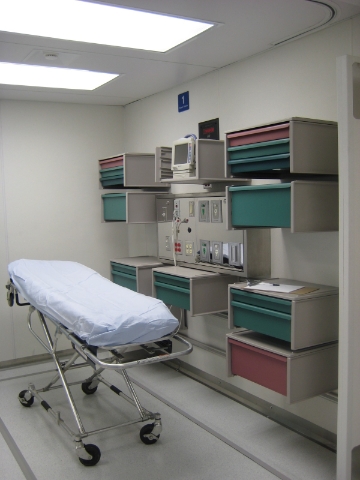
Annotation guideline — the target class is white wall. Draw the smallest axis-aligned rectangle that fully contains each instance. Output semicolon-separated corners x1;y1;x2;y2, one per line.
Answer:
122;17;360;434
0;101;127;361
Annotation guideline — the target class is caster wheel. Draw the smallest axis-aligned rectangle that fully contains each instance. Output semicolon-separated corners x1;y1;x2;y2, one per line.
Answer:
140;423;160;445
18;390;34;408
81;381;98;395
79;444;101;466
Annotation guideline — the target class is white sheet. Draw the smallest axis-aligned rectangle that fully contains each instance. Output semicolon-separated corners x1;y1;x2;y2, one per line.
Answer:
8;259;179;347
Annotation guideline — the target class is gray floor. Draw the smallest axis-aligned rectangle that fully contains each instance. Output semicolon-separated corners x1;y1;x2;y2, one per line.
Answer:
0;360;336;480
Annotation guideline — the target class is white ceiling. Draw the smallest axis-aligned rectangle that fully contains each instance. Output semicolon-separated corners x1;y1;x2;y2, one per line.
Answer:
0;0;359;106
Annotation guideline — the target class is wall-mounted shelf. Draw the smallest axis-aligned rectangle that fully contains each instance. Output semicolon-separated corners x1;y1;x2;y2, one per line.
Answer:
227;330;338;404
162;139;228;184
111;256;163;296
226;181;338;232
99;153;168;189
152;265;234;316
102;191;160;223
228;279;338;350
225;117;338;178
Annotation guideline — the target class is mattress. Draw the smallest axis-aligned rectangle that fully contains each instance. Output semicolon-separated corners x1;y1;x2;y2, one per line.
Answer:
8;259;179;347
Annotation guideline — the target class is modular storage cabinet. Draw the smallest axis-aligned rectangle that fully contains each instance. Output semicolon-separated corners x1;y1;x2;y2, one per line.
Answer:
165;139;227;184
225;117;338;177
226;331;338;404
228;280;339;350
152;265;235;316
101;192;158;223
99;152;166;189
226;181;338;232
111;257;163;296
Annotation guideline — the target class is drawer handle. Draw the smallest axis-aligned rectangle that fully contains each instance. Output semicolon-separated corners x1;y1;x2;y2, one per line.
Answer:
231;300;291;320
154;281;190;294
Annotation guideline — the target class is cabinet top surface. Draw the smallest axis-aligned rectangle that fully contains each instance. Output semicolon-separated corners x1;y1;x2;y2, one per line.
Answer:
230;278;338;300
111;257;163;268
225;117;337;135
153;265;220;278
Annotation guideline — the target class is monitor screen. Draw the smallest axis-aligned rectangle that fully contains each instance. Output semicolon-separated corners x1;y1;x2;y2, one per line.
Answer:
174;143;190;165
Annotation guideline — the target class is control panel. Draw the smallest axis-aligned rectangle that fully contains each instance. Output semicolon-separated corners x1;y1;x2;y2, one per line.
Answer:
156;194;270;278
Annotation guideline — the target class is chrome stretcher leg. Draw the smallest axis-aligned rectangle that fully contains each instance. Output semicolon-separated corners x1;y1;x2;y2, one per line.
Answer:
121;369;162;444
19;307;102;465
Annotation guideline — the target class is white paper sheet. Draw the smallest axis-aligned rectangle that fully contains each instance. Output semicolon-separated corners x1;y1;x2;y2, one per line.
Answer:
245;282;304;294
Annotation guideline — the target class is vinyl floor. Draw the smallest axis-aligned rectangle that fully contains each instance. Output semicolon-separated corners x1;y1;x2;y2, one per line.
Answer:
0;359;336;480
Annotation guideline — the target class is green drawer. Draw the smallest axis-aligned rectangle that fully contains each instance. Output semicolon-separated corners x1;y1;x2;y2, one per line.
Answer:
100;176;124;188
112;270;137;291
111;262;136;276
153;273;190;310
231;299;291;342
100;166;124;179
153;272;190;289
229;183;291;228
228;138;290;160
231;289;292;314
102;193;126;221
229;153;290;174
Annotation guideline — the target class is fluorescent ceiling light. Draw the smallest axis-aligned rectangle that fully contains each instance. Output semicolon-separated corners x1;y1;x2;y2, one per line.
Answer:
0;0;214;52
0;62;118;90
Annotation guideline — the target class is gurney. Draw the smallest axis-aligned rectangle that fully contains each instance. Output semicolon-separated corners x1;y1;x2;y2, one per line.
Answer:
6;259;192;466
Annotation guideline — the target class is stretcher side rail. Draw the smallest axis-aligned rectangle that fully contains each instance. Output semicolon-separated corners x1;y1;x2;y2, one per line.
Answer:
24;305;193;369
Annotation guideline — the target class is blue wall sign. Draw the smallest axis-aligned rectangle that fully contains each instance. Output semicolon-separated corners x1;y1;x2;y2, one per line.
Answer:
178;91;190;112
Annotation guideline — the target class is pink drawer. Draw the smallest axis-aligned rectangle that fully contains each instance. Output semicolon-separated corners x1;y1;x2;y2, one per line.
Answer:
229;338;287;395
227;123;289;147
99;156;124;169
227;331;338;403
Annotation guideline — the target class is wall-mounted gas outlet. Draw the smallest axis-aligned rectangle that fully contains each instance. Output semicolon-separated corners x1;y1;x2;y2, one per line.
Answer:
174;199;180;217
211;241;223;263
200;239;210;262
211;200;222;223
229;242;243;266
199;200;209;222
189;201;195;217
165;236;171;251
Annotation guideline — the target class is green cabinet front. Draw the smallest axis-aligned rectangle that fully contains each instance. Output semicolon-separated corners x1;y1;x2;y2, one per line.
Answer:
230;183;291;228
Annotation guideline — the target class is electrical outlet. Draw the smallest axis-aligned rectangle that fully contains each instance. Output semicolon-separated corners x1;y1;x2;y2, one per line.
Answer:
174;240;183;254
185;241;194;256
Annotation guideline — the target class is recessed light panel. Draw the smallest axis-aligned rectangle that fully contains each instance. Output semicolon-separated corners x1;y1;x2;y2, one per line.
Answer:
0;62;118;90
0;0;214;52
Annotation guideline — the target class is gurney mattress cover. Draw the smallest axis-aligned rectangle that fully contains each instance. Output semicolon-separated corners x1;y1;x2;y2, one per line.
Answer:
8;259;179;347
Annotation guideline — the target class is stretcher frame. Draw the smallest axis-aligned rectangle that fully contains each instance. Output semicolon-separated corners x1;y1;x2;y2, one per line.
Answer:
6;281;193;466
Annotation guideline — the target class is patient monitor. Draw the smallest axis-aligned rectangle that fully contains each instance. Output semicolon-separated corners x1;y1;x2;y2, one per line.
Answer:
171;136;196;178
